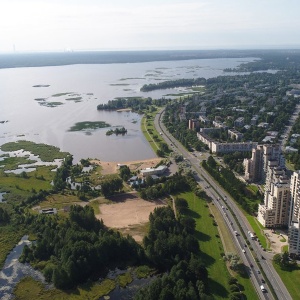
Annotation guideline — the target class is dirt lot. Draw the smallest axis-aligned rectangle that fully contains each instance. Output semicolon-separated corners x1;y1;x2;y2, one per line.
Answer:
96;192;166;242
263;229;289;253
90;158;163;175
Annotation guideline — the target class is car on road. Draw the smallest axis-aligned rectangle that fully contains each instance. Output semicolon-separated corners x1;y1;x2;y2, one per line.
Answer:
260;285;266;292
242;249;246;253
257;270;261;274
261;278;265;283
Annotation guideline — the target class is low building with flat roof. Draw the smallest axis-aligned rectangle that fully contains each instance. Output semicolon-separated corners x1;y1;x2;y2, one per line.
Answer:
140;165;168;177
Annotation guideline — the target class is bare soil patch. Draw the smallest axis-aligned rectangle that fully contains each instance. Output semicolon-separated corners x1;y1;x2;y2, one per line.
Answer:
263;229;288;253
96;192;166;242
90;158;162;175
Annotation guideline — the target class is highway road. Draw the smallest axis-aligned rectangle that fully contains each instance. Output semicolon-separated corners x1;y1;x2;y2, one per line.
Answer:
154;108;292;300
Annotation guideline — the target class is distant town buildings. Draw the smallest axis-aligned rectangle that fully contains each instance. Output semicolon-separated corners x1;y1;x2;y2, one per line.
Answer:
286;89;300;98
251;115;259;126
234;117;244;127
199;115;210;124
188;119;199;130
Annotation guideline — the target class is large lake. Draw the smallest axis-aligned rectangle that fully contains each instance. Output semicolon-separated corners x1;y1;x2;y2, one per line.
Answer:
0;57;254;162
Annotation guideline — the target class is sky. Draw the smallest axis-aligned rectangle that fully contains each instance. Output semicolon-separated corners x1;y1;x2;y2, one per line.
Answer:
1;0;300;52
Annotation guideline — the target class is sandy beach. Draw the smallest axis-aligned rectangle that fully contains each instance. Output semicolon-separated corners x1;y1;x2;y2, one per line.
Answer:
90;157;162;175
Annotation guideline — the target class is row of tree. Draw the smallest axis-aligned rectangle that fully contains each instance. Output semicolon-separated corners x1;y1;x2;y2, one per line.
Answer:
96;97;170;112
202;156;260;214
140;78;207;92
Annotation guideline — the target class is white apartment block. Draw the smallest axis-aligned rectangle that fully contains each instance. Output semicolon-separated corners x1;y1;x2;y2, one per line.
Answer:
288;171;300;257
257;162;290;228
197;132;256;154
262;144;285;181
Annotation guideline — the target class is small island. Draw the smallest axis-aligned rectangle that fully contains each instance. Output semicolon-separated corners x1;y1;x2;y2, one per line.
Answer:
68;121;111;132
106;127;127;136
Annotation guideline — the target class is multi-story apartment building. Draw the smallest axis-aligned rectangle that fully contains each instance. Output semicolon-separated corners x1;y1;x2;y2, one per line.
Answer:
197;132;256;154
262;144;285;181
188;119;199;130
288;171;300;257
257;161;290;228
244;146;264;182
243;144;285;183
228;129;243;141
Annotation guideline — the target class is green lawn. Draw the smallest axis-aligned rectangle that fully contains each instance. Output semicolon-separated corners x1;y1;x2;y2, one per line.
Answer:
141;108;164;153
273;263;300;300
246;215;269;250
247;184;259;194
179;191;258;300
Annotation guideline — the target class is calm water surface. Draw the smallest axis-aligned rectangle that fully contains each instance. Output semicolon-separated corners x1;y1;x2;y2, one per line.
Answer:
0;57;254;162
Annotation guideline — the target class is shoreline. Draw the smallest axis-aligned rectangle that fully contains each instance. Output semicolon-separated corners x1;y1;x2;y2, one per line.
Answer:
90;158;162;175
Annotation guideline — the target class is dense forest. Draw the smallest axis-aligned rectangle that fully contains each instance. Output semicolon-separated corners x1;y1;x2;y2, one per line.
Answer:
20;205;144;289
135;206;211;299
19;204;212;297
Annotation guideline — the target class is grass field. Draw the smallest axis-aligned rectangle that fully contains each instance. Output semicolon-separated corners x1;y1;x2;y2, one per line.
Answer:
273;263;300;300
247;184;259;194
179;191;258;300
141;108;164;153
13;277;116;300
0;140;69;162
246;215;269;250
13;266;154;299
179;191;230;299
37;193;84;210
0;226;25;269
117;272;133;288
